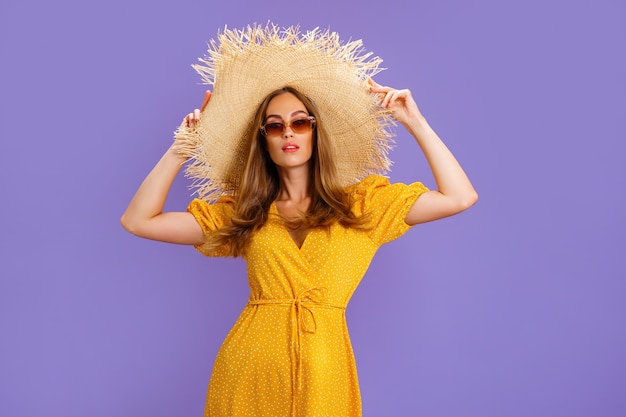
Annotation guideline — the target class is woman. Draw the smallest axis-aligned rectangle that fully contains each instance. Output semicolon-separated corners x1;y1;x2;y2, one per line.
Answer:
121;24;477;417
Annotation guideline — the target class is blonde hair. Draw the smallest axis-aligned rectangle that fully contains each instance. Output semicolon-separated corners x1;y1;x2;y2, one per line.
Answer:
204;87;368;257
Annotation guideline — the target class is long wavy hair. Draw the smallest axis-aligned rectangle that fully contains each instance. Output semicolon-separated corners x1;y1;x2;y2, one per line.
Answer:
204;87;368;257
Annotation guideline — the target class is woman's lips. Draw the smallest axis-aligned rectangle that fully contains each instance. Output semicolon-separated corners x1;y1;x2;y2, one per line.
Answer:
282;143;300;152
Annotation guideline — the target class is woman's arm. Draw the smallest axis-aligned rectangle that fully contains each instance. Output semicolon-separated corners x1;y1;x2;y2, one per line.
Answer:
120;92;211;244
369;80;478;225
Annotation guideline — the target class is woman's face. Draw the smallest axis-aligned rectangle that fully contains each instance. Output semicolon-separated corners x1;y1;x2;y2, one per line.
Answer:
262;92;315;171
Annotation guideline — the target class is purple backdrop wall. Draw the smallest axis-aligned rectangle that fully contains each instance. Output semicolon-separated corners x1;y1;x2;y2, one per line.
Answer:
1;0;624;416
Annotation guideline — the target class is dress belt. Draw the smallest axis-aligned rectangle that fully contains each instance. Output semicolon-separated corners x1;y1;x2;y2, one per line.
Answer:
247;288;346;416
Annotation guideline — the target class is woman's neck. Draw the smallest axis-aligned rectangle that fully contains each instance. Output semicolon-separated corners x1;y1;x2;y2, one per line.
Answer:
276;166;311;202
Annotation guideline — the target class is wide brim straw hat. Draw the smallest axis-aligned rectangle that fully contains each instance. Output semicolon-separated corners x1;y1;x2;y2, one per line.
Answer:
174;22;395;202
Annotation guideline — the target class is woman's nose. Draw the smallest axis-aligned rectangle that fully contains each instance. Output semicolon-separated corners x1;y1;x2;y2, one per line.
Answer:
282;126;294;137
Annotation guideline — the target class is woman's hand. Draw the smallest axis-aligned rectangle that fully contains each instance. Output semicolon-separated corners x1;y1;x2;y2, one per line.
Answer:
183;90;212;127
368;79;423;126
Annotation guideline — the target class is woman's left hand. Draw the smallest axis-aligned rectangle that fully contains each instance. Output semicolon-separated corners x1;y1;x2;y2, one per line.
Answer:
368;79;424;126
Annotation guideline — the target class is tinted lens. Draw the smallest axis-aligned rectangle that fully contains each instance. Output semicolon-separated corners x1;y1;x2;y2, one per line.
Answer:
264;122;285;136
290;118;311;133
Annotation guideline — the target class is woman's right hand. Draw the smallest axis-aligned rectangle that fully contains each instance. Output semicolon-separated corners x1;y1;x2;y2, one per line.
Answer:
183;90;212;127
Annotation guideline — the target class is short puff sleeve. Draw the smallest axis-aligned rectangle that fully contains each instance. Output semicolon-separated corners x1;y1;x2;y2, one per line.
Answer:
349;175;429;246
187;196;235;257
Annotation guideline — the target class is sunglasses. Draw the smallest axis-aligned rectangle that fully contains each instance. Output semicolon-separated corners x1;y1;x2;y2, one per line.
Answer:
261;116;316;137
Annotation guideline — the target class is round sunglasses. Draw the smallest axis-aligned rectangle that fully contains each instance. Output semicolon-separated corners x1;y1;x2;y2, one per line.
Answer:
260;116;316;137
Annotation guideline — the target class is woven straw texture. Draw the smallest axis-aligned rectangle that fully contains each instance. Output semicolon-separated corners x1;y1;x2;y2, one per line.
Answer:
174;22;395;202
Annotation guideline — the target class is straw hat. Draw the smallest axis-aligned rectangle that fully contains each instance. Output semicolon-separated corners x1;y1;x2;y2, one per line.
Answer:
174;22;395;202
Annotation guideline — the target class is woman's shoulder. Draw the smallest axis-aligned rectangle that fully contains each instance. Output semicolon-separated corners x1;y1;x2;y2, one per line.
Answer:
187;195;236;225
347;175;429;216
188;195;236;208
346;175;392;196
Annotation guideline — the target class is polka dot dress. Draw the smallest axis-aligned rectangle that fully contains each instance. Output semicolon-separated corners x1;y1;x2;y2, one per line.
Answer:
188;175;429;417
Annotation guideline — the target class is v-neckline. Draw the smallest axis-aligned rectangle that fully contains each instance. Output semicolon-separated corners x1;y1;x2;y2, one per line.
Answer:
270;202;312;250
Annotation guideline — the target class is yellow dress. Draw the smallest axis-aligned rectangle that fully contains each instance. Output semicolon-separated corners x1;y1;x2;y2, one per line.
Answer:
188;175;429;417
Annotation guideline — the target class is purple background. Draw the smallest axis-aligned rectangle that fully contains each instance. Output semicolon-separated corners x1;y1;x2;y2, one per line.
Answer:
1;0;625;416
